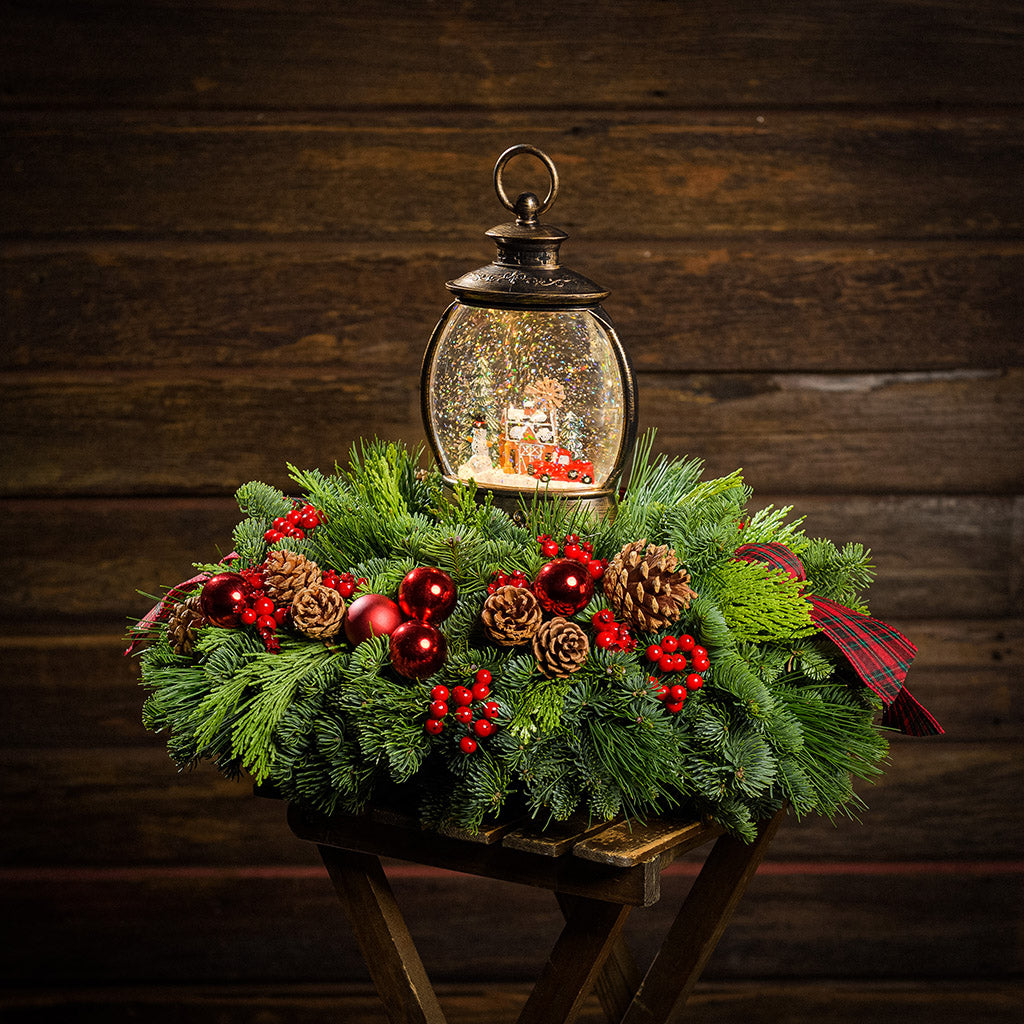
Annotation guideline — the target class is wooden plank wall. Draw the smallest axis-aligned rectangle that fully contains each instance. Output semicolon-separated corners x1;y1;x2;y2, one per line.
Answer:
2;2;1021;1020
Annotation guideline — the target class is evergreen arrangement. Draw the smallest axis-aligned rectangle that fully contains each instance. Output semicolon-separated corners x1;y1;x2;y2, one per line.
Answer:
130;436;938;842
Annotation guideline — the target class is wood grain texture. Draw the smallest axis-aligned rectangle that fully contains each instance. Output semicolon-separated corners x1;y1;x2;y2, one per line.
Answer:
2;978;1015;1024
2;370;1020;496
5;244;1021;374
4;1;1022;109
1;981;1021;1024
1;868;1019;985
2;742;1020;866
3;113;1023;241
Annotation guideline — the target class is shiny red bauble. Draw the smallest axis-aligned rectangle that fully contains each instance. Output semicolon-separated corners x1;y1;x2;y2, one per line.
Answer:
389;619;447;679
398;566;458;623
344;593;405;646
199;572;253;628
533;558;595;616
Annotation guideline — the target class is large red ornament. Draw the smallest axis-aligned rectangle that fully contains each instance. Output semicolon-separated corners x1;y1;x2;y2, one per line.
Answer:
398;566;458;623
389;619;447;678
344;593;405;646
199;572;253;628
533;558;595;616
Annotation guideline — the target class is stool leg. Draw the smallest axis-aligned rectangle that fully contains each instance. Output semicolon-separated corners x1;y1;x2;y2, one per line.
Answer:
619;806;786;1024
517;894;633;1024
317;844;447;1024
557;894;641;1023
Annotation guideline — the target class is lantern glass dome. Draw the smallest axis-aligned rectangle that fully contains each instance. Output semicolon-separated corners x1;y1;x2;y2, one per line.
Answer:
421;145;637;506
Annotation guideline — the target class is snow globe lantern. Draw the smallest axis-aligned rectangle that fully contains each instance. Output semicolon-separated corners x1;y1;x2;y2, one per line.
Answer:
421;145;638;511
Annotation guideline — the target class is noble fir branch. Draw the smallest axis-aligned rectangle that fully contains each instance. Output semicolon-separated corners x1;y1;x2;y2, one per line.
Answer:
802;539;875;611
235;480;293;522
232;515;274;566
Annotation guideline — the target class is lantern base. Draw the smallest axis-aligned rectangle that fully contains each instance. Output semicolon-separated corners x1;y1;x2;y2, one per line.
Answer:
440;476;614;520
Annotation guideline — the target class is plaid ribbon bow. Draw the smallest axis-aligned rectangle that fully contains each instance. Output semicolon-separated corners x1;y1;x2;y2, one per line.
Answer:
734;542;943;736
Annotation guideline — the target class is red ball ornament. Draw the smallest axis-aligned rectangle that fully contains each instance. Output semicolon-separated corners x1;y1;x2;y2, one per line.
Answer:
398;566;458;624
533;558;595;616
344;593;405;646
200;572;253;628
389;620;447;679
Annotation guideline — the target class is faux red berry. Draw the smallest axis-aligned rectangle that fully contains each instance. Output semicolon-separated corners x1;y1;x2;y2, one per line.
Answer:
272;516;288;531
661;635;678;653
668;684;686;703
264;529;282;544
472;681;490;700
541;540;559;557
425;718;444;735
455;706;473;724
487;582;498;594
459;736;477;754
430;685;449;702
273;606;288;625
563;543;583;562
666;700;685;714
474;669;492;687
452;686;473;706
693;656;710;672
473;719;495;738
654;684;670;701
592;609;615;628
254;596;275;617
299;511;320;530
240;607;258;625
588;559;606;580
685;673;704;691
679;634;696;652
596;630;619;650
692;646;707;660
646;644;664;663
658;654;675;673
429;701;448;719
286;509;302;524
564;534;579;545
483;701;500;719
257;614;276;632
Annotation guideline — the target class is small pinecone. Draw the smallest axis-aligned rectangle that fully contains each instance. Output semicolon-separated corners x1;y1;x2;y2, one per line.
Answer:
533;616;590;679
481;586;543;646
291;585;346;640
603;538;698;633
167;594;206;656
263;549;322;605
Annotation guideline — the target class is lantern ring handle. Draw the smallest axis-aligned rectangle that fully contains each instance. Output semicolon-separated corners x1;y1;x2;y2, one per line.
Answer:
494;145;559;219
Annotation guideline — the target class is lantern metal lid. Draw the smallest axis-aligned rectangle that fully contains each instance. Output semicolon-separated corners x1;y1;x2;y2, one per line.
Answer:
421;145;638;512
446;145;610;308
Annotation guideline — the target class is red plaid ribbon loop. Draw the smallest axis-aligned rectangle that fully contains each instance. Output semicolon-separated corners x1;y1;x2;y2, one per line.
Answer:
734;543;943;736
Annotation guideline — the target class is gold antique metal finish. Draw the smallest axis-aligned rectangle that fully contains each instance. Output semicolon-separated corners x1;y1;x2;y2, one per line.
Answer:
421;145;638;511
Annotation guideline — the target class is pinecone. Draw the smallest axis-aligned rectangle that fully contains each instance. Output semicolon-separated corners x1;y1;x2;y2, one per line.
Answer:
602;538;698;633
533;616;590;678
291;585;346;640
263;549;322;605
166;594;206;656
481;586;543;646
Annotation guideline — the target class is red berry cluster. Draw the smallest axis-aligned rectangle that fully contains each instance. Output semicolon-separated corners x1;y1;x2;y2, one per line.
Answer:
321;570;366;598
263;503;326;545
590;608;638;652
236;567;286;651
424;669;499;753
486;569;530;594
536;533;608;580
645;634;710;714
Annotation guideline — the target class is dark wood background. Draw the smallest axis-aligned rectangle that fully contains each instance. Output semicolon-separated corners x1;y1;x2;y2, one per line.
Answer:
2;2;1021;1021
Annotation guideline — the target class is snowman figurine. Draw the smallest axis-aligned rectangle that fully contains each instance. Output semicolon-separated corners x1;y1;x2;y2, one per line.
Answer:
465;413;493;475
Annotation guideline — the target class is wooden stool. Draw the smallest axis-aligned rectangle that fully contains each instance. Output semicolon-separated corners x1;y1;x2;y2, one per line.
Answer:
288;802;785;1024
